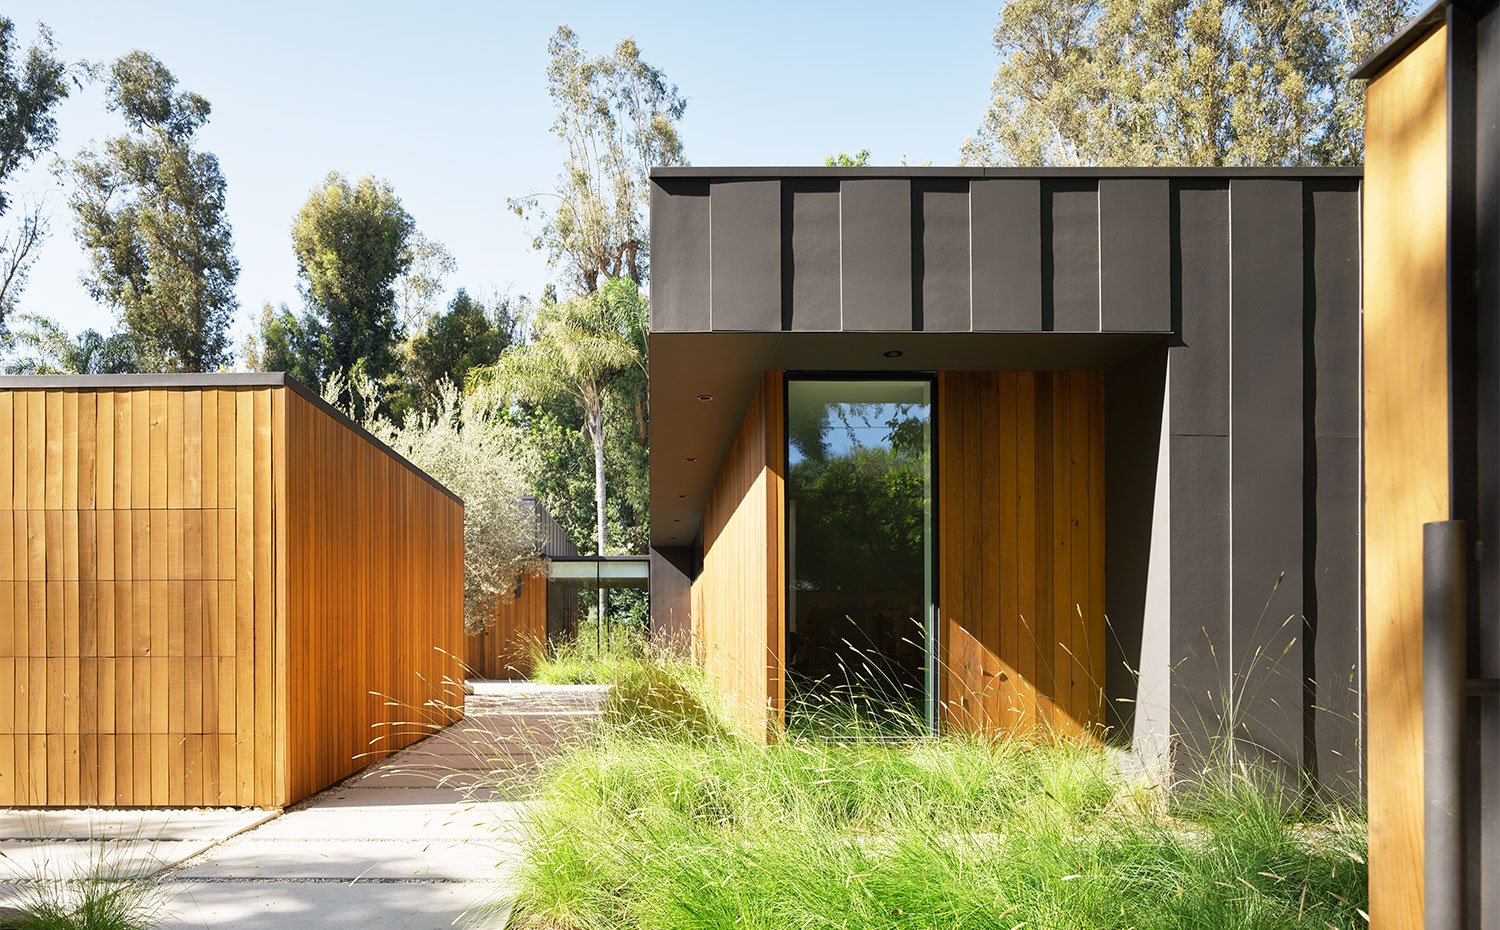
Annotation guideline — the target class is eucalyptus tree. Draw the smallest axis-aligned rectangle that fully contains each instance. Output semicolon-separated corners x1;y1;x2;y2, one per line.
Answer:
475;277;644;560
0;18;73;330
510;26;686;295
961;0;1416;167
66;51;238;371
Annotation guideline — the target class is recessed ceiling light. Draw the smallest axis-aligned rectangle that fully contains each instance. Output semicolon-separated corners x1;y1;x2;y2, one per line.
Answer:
696;393;714;401
883;350;904;359
686;456;698;462
677;494;686;499
673;518;680;523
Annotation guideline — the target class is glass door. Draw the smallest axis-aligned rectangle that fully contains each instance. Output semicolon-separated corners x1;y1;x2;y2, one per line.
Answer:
785;377;935;736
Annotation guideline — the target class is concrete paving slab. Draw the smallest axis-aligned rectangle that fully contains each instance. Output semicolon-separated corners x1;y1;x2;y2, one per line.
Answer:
172;838;522;881
0;809;275;842
157;879;511;930
306;786;502;807
0;838;217;881
245;801;534;841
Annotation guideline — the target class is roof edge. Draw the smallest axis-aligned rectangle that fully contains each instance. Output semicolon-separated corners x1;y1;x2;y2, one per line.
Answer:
1353;0;1448;79
0;371;464;507
650;166;1364;179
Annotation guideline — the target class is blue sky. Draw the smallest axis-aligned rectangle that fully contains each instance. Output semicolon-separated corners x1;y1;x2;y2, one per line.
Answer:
6;1;998;360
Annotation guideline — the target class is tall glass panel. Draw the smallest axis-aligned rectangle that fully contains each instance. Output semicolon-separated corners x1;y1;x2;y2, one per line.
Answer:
785;379;934;736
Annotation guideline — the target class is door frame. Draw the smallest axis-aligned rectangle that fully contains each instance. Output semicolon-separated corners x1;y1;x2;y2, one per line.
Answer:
781;371;941;734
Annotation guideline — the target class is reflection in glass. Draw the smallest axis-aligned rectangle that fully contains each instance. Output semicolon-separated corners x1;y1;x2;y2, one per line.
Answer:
785;379;933;736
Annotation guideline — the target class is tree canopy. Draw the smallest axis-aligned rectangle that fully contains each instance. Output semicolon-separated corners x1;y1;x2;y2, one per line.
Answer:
0;18;72;331
510;26;686;295
962;0;1416;167
66;51;238;371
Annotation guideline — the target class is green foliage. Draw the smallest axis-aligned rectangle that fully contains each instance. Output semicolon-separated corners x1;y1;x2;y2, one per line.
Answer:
400;288;515;414
962;0;1417;166
510;654;1368;930
1;312;139;374
284;172;414;405
824;149;871;166
0;17;73;330
511;26;686;293
244;301;321;386
66;52;238;371
477;278;646;556
327;372;539;631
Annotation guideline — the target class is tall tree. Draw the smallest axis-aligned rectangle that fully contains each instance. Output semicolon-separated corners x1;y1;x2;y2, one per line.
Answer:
510;26;687;295
66;51;238;371
476;277;644;558
279;171;414;406
0;18;72;331
961;0;1416;167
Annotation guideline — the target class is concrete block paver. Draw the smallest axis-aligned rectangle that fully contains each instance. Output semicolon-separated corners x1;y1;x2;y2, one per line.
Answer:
156;879;510;930
150;681;606;928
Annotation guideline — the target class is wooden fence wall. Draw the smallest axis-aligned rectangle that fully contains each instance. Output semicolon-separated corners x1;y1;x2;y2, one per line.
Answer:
465;569;546;679
281;391;464;804
0;380;463;808
691;372;784;740
937;371;1106;738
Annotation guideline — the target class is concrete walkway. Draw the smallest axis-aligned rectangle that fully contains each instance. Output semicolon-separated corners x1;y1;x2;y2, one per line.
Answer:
0;682;607;930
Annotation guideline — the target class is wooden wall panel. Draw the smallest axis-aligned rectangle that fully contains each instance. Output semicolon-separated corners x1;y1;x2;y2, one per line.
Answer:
938;371;1105;738
0;387;268;806
0;382;463;808
466;569;547;679
691;372;784;740
281;391;463;806
1364;24;1450;930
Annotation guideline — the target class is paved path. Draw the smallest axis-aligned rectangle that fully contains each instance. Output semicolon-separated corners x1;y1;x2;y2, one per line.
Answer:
2;682;607;930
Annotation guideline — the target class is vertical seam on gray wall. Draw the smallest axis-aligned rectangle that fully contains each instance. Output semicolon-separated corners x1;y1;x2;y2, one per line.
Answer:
968;182;975;331
707;183;714;331
838;184;845;330
1098;180;1111;332
1356;177;1366;792
1226;180;1235;700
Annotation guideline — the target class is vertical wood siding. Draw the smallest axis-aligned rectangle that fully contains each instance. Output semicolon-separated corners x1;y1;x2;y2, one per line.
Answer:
690;372;784;740
281;391;463;805
465;569;546;679
0;387;274;806
1364;24;1450;930
0;384;463;808
938;371;1106;738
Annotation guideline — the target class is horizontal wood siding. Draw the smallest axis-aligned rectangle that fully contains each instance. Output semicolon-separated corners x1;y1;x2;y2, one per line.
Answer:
282;391;464;806
466;569;547;679
0;384;463;808
938;371;1106;738
0;387;273;806
691;372;784;739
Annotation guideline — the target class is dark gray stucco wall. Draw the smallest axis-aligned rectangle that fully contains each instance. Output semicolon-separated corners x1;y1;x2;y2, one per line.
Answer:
649;168;1364;797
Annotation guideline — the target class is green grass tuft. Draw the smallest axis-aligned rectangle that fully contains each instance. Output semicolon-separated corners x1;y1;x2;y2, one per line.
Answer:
507;652;1368;930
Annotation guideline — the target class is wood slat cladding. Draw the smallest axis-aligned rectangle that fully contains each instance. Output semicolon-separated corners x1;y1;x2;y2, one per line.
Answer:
938;372;1105;737
1363;23;1450;930
466;570;546;679
689;372;784;740
280;391;463;805
0;383;463;808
